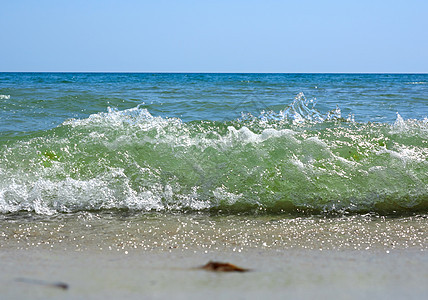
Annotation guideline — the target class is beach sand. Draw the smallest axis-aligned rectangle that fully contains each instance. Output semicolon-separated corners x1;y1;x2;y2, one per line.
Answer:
1;213;427;299
1;248;427;300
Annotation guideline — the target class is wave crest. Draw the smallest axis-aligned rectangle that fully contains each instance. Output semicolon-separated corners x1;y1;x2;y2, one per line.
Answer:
1;96;427;215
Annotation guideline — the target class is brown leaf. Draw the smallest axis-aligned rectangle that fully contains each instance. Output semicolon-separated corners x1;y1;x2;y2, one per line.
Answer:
199;261;249;272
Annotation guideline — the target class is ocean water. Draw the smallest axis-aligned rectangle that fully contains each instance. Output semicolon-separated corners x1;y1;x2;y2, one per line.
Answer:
0;73;427;217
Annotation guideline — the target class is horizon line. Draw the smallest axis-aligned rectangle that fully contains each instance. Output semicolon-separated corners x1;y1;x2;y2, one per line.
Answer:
1;71;427;74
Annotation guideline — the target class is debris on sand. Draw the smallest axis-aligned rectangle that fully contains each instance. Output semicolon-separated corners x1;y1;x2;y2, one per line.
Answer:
15;278;69;290
199;261;249;272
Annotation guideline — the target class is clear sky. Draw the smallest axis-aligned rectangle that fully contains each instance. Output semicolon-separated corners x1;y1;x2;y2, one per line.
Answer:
1;0;427;73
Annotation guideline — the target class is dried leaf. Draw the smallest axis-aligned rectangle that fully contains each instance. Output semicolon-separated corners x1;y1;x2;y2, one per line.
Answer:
199;261;249;272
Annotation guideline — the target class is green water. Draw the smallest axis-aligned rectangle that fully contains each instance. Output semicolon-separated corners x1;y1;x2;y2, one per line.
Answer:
1;106;426;214
0;73;427;215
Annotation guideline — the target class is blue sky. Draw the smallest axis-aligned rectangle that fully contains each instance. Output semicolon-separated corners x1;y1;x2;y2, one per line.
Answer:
1;0;427;72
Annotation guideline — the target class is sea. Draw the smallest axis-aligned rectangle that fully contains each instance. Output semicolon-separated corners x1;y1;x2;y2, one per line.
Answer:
0;73;427;252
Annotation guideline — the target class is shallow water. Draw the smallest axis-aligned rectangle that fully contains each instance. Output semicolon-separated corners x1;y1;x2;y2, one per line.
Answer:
1;212;426;252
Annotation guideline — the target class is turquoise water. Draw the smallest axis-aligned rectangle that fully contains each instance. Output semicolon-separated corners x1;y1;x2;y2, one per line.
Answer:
0;73;427;215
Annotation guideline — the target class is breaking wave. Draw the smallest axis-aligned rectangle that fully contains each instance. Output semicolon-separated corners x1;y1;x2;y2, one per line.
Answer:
0;94;427;215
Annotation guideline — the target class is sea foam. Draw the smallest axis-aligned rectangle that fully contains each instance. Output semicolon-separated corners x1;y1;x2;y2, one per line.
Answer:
1;96;427;215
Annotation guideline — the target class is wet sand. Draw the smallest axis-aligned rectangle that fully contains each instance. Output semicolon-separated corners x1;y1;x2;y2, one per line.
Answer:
1;213;427;299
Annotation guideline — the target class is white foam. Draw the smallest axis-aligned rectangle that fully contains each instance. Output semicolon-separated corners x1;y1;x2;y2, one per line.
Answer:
0;170;218;214
225;126;296;145
394;113;406;129
213;186;243;205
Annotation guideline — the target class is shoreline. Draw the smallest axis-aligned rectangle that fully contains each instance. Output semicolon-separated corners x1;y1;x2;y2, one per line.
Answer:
2;213;426;252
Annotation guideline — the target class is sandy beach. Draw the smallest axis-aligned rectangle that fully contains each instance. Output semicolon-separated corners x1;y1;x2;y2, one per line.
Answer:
1;247;427;300
1;213;427;299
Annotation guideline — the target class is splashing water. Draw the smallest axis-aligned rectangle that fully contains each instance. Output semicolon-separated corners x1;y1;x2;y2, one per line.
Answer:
256;92;345;124
0;92;426;216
